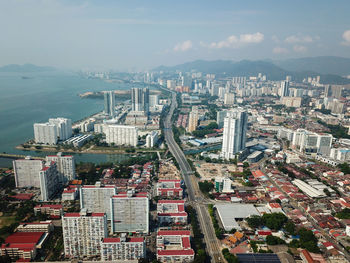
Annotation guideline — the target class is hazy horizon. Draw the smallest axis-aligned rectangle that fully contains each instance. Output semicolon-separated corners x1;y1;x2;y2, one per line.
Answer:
1;0;350;71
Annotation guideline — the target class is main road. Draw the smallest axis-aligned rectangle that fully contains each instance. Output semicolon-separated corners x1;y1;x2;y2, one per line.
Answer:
163;92;224;263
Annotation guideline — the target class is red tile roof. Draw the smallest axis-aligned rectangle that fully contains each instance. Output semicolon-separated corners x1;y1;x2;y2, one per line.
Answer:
158;249;194;256
4;232;44;244
157;230;190;236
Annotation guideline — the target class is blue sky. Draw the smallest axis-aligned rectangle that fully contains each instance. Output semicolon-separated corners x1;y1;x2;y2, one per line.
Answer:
0;0;349;70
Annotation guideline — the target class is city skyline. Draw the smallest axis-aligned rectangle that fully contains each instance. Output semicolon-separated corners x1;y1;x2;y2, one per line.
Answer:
0;0;349;71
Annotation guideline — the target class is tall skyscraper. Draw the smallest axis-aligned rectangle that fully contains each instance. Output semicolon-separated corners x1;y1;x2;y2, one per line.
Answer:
280;81;290;98
46;152;76;184
187;106;199;133
142;87;149;115
331;85;342;99
104;91;116;118
221;109;248;160
324;85;332;97
131;87;149;115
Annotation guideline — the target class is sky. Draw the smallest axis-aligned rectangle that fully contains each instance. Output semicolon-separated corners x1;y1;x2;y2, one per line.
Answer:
0;0;350;71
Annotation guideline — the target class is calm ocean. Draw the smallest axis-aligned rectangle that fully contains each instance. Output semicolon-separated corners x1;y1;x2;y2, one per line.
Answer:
0;71;143;167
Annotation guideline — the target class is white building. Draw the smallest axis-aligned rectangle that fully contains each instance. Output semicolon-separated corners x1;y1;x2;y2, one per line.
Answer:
80;182;117;220
39;162;60;201
156;179;183;198
48;117;72;141
292;129;332;156
101;236;145;261
13;157;45;188
224;93;235;105
277;128;294;141
34;123;57;145
104;125;138;147
110;191;149;234
157;200;188;225
149;94;159;107
221;109;248;160
46;152;75;184
80;118;95;132
156;230;194;263
330;148;350;162
16;221;54;233
280;80;289;98
62;210;107;258
104;91;116;118
146;131;159;148
216;110;229;128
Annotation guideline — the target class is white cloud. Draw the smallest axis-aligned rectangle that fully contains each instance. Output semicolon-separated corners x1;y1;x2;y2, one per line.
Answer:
173;40;193;52
273;47;288;54
341;30;350;46
202;32;264;49
293;45;307;52
285;35;314;44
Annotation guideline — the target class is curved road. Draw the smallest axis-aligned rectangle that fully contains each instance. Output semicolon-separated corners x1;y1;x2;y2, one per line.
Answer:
163;92;224;263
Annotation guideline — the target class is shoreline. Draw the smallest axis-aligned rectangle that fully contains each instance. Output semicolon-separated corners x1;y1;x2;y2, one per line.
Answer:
15;145;164;155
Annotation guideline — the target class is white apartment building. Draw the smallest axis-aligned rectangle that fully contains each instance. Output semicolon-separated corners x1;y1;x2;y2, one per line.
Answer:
39;161;60;201
224;93;235;105
110;191;149;234
101;236;145;261
146;131;159;148
157;200;188;225
149;94;159;107
104;125;138;147
62;210;107;258
330;148;350;162
48;117;72;141
80;118;95;132
46;152;76;184
221;109;248;160
34;122;57;145
187;106;199;133
80;182;117;220
13;157;45;188
277;128;294;141
292;129;332;156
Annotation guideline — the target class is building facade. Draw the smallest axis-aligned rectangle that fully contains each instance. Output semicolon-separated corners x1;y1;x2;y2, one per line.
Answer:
80;182;117;220
34;122;58;145
46;152;76;184
105;125;138;147
13;157;45;188
101;237;145;261
110;192;149;234
39;162;60;201
62;211;107;258
104;91;116;118
221;109;248;160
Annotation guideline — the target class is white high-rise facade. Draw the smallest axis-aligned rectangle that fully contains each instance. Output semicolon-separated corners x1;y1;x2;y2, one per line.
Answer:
39;162;60;201
101;237;146;261
131;87;149;114
110;192;149;234
62;211;107;258
34;123;57;145
221;109;248;160
48;118;72;141
104;91;116;118
149;94;159;107
280;80;290;98
80;182;117;220
292;129;332;156
104;125;138;147
46;152;76;184
146;131;159;148
13;157;45;187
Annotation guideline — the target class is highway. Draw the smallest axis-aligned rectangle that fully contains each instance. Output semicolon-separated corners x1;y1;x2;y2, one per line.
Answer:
163;92;224;263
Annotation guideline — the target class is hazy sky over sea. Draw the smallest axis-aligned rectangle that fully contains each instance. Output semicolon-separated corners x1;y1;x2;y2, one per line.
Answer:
1;0;350;71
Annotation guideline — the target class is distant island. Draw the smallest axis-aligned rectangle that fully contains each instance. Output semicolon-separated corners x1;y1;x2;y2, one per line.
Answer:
0;63;55;73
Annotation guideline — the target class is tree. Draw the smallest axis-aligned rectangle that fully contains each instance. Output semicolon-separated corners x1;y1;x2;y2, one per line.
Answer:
246;215;264;229
262;213;288;231
284;221;296;235
266;235;286;245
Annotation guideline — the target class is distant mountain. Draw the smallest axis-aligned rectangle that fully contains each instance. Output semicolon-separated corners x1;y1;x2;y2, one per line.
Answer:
154;58;350;84
274;56;350;76
0;64;55;72
155;60;287;80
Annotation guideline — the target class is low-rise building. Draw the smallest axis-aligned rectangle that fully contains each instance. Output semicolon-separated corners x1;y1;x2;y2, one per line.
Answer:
156;230;194;263
156;179;183;198
16;221;54;233
157;200;187;225
34;204;63;218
